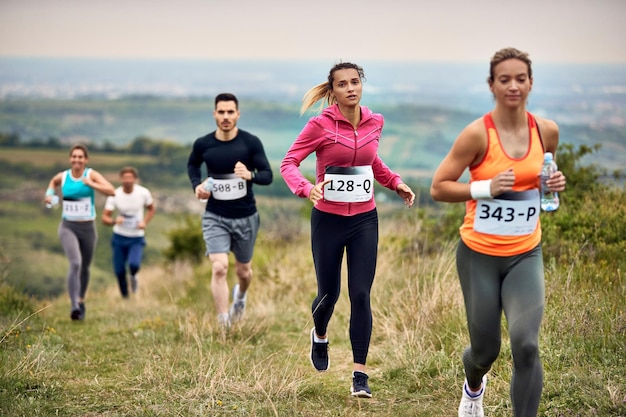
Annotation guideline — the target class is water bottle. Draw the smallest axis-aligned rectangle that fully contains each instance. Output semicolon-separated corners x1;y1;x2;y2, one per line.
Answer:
203;177;214;192
540;152;559;212
46;195;60;209
199;177;213;203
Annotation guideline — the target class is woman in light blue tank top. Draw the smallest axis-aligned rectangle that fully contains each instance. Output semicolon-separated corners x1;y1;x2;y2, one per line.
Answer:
44;144;115;320
61;167;97;221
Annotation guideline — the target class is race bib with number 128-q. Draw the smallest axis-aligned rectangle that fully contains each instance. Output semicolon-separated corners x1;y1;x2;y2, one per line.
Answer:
323;166;374;203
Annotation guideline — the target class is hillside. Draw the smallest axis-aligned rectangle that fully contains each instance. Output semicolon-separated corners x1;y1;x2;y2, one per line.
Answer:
1;200;625;416
1;143;625;415
1;97;625;176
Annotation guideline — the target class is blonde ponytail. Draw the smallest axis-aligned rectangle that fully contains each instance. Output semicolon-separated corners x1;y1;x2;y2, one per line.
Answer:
300;81;335;115
300;62;365;115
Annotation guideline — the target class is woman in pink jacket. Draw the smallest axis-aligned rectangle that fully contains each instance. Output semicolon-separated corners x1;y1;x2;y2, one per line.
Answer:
280;62;415;398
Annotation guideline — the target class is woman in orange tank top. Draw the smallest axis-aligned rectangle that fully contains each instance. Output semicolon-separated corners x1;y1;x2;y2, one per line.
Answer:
430;48;567;417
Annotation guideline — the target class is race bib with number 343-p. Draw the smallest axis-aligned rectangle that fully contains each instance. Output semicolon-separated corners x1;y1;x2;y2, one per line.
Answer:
473;189;540;236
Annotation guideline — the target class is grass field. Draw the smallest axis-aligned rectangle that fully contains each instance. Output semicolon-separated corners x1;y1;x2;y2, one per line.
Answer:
1;146;624;416
0;146;160;185
1;201;624;416
0;147;156;168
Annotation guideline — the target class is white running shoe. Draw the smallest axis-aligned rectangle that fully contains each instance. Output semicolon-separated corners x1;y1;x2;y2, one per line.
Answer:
229;284;246;323
218;312;231;330
458;375;487;417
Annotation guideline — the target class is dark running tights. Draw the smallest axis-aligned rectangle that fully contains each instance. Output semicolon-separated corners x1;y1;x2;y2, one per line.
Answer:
111;234;145;297
457;239;545;417
310;207;378;365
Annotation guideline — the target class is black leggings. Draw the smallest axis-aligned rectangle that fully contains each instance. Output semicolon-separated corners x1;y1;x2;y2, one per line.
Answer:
310;207;378;365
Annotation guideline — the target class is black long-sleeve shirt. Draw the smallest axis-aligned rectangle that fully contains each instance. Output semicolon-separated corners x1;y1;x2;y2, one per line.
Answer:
187;129;273;218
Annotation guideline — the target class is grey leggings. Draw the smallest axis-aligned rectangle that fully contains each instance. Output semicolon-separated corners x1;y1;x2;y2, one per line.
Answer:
456;239;544;417
58;220;97;311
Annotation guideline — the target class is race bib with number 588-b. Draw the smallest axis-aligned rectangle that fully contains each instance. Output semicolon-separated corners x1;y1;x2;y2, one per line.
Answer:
208;174;247;201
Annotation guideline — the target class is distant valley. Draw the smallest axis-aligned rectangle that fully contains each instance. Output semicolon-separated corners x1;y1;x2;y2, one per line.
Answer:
1;58;625;175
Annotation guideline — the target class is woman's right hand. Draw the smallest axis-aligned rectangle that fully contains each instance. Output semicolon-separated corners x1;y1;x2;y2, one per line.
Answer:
490;168;516;197
309;180;331;205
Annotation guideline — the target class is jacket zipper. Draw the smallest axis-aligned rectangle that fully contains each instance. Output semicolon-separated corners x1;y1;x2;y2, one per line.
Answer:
348;129;359;215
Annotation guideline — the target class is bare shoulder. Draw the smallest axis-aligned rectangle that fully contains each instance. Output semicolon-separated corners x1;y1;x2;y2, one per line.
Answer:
89;168;105;180
535;115;559;136
52;171;65;183
443;116;487;168
534;115;560;152
468;116;487;134
455;117;487;151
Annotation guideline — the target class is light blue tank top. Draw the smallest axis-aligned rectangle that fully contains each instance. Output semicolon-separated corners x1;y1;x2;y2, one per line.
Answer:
61;168;96;221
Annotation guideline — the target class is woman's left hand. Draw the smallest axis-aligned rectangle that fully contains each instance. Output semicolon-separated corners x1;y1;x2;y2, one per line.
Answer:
396;183;415;208
81;174;95;188
547;170;567;192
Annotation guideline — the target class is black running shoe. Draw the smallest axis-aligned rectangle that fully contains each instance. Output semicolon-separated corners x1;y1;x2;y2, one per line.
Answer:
70;309;81;320
351;371;372;398
78;302;85;320
310;328;329;371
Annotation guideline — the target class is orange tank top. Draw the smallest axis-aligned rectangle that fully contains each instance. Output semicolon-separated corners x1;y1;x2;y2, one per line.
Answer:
459;112;545;256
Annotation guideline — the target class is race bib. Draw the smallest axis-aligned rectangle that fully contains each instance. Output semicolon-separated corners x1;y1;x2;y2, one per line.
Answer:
121;214;140;229
209;174;247;201
473;190;540;236
323;166;374;203
62;197;93;219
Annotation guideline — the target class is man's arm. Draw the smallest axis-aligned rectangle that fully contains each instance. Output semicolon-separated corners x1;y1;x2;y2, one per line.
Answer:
187;140;204;191
249;135;273;185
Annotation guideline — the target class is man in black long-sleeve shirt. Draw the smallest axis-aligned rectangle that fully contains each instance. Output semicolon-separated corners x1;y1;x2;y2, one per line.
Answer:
187;93;273;328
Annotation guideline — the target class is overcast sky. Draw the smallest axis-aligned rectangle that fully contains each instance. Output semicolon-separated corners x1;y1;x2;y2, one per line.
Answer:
1;0;625;63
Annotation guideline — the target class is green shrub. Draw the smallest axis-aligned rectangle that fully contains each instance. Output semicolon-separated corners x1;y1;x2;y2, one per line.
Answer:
162;215;204;264
0;283;34;319
541;144;626;274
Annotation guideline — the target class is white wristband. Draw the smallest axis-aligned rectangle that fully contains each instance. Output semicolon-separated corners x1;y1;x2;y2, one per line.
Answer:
470;180;492;200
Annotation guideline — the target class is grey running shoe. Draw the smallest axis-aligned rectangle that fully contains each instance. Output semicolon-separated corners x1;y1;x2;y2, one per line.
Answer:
130;276;138;293
229;284;246;323
218;313;231;330
350;371;372;398
458;375;487;417
309;328;329;371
